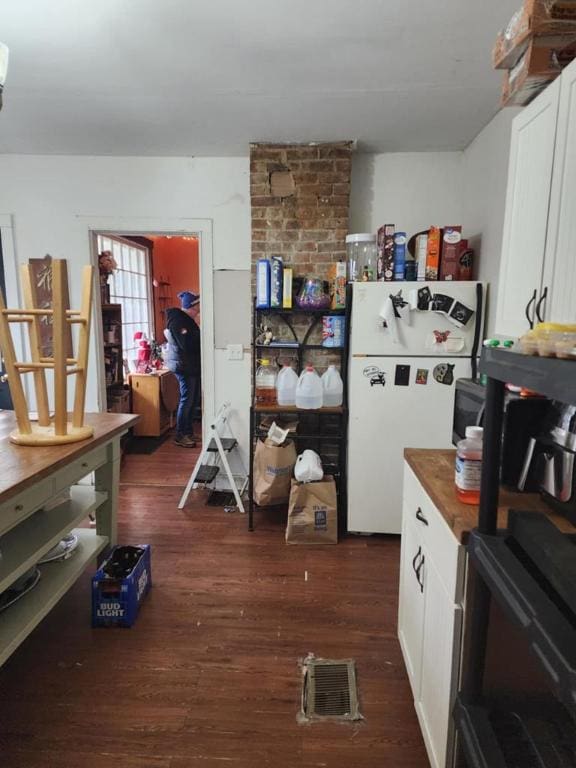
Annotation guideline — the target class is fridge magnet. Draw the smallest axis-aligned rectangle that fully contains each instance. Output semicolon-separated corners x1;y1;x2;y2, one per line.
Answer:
415;368;429;385
447;300;475;328
363;365;386;387
433;363;455;386
417;286;432;310
430;293;454;314
394;364;411;386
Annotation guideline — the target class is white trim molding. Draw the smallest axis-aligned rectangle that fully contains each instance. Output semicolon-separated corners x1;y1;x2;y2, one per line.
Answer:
77;215;215;445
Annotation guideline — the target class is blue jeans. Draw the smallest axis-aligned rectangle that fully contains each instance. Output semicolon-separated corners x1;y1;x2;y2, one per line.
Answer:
175;373;200;438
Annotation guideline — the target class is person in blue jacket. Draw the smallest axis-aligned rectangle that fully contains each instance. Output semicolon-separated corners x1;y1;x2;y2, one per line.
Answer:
164;291;201;447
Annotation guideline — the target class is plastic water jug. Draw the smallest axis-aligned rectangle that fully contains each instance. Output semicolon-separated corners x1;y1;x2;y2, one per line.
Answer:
321;365;344;407
295;366;323;410
276;364;298;407
255;359;277;406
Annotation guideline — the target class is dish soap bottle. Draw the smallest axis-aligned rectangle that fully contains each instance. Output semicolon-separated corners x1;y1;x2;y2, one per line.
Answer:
455;426;483;505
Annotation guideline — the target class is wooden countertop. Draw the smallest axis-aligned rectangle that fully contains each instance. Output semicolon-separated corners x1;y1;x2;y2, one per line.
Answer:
0;411;139;503
404;448;576;543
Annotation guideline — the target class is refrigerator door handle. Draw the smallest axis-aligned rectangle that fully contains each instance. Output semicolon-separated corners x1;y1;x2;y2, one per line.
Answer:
415;507;429;526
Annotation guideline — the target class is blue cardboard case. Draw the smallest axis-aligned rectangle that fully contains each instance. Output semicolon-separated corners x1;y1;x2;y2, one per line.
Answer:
92;545;152;628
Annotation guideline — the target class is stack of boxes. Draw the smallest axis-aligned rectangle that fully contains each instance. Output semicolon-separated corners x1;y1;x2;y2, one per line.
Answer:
494;0;576;106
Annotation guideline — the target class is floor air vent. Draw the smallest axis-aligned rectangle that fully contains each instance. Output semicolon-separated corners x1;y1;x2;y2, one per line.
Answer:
301;657;361;721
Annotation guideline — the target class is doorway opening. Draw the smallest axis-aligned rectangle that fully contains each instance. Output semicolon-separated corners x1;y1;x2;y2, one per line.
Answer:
92;231;202;483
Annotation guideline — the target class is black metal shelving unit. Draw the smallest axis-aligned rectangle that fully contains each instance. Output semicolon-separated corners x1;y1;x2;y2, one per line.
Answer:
455;347;576;768
248;299;351;532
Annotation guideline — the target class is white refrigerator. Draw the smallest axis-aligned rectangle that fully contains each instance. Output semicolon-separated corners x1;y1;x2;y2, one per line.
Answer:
347;281;486;534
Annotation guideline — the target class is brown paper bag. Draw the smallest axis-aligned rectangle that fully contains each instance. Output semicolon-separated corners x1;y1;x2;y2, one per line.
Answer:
286;476;338;544
253;438;297;506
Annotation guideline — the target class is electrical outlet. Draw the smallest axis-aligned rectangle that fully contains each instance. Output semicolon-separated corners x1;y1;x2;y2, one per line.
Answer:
226;344;244;361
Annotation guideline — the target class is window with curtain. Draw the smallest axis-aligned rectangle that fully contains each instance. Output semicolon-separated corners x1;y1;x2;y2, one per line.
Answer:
97;234;153;361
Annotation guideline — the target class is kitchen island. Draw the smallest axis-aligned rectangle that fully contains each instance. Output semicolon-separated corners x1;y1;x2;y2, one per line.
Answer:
0;411;138;667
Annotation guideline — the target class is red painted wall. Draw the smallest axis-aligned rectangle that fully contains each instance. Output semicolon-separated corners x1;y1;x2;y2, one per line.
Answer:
150;236;199;341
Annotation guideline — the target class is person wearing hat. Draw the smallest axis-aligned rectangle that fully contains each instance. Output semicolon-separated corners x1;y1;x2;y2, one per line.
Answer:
164;291;201;447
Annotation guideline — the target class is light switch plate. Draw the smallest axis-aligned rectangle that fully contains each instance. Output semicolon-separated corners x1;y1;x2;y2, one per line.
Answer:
226;344;244;361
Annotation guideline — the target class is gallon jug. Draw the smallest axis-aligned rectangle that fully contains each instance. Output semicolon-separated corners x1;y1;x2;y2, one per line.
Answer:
255;359;277;406
455;426;483;505
276;364;298;407
321;365;344;407
295;366;323;410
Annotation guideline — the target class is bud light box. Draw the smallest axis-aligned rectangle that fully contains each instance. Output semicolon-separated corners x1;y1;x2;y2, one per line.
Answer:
92;545;152;628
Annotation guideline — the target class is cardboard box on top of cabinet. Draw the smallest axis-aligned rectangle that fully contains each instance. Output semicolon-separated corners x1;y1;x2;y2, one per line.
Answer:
493;0;576;70
377;224;395;282
425;227;442;281
439;227;462;281
501;37;576;105
328;262;346;309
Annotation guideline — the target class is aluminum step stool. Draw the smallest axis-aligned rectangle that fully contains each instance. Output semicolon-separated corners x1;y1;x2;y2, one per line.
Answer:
178;402;247;513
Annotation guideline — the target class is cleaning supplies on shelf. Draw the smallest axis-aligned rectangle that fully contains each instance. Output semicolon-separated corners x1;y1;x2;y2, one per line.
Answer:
321;365;344;407
276;364;299;406
296;366;323;409
255;359;277;406
256;259;271;308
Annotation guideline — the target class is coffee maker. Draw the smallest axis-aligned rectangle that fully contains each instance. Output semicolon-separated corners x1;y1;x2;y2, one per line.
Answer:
518;402;576;524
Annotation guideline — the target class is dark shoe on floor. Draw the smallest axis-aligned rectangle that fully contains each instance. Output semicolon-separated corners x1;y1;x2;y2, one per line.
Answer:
174;435;197;448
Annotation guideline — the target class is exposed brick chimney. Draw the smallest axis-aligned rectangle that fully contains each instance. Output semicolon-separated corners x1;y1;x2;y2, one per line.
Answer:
250;142;353;287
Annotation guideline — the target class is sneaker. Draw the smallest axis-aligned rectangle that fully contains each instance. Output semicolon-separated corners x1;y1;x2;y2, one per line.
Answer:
174;435;197;448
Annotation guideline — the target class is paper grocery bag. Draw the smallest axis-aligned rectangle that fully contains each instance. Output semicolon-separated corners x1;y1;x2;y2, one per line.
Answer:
253;438;297;506
286;476;338;544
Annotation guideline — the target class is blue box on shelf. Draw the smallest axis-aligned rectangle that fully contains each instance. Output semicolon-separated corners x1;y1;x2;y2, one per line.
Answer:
92;544;152;628
322;316;346;348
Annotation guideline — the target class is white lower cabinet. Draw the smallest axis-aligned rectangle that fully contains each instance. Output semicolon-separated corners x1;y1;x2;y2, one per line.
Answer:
398;515;426;698
398;464;466;768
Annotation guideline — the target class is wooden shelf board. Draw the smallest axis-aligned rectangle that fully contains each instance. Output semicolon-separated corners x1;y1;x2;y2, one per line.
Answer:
254;404;344;414
0;487;107;594
0;529;108;667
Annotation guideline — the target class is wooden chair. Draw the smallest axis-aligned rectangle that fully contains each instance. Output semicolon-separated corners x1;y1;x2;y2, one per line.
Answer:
0;260;95;445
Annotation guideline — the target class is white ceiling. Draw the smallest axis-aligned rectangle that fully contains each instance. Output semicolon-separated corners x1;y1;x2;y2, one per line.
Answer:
0;0;518;156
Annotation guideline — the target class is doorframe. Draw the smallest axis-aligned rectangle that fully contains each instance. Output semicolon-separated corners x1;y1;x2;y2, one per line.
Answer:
79;215;214;442
0;215;27;394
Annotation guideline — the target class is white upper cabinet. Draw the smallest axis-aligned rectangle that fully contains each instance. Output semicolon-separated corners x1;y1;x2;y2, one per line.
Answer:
495;78;561;337
543;61;576;325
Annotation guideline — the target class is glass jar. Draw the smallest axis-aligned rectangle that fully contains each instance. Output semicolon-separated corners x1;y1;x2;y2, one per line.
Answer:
346;233;377;282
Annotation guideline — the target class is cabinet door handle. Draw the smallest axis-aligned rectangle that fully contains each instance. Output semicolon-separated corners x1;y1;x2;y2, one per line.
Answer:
535;286;548;324
412;546;422;575
415;507;429;526
416;555;425;593
525;289;537;330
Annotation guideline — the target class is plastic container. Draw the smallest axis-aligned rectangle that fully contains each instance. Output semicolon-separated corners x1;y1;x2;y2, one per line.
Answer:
255;359;277;406
295;365;323;410
455;426;483;505
276;364;298;406
346;233;377;283
321;365;344;407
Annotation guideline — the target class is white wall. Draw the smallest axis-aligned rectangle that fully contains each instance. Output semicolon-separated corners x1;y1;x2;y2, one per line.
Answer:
0;155;252;459
350;152;464;236
461;108;521;334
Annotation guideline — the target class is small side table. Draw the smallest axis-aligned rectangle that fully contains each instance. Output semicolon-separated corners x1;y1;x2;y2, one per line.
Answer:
129;370;179;437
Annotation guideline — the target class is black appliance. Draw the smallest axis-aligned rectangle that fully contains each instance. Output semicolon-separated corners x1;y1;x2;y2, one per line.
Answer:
518;402;576;525
453;378;549;489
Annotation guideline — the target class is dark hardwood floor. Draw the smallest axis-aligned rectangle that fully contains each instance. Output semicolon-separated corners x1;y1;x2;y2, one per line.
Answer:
0;434;428;767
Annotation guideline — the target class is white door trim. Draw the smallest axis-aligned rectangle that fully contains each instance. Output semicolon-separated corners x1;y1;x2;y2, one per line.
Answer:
0;214;27;373
77;215;214;444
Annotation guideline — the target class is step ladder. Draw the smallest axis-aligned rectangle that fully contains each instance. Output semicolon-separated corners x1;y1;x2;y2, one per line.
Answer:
178;402;247;513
